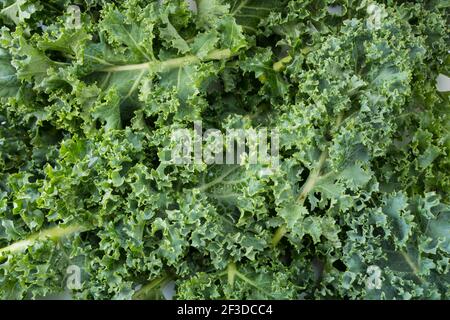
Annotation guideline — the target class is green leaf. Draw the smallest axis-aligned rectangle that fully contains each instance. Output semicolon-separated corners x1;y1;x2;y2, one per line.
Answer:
190;30;219;59
227;0;287;33
0;47;19;99
0;0;41;25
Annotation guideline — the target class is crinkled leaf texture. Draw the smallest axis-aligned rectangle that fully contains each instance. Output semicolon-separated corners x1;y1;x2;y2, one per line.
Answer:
0;0;449;300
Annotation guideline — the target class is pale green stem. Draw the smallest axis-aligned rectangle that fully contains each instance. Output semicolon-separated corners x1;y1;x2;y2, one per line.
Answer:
132;274;173;300
227;262;237;287
297;149;328;203
271;225;287;247
273;55;292;72
400;251;425;285
271;113;344;247
100;49;232;73
0;224;88;256
271;149;328;247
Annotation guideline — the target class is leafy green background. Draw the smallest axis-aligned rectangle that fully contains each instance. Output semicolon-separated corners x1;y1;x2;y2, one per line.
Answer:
0;0;448;299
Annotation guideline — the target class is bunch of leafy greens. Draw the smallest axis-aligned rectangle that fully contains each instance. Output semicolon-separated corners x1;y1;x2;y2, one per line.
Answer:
0;0;448;300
